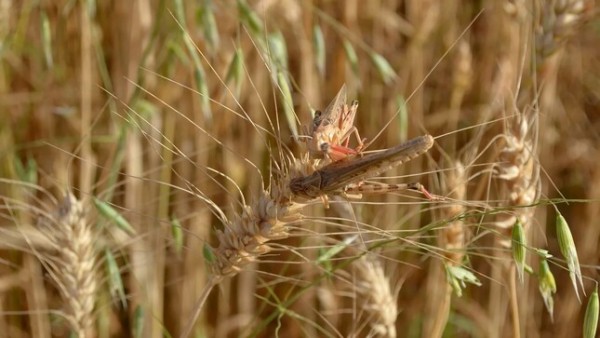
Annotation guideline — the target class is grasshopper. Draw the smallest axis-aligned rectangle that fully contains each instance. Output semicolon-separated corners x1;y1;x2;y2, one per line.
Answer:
307;84;366;162
291;135;437;203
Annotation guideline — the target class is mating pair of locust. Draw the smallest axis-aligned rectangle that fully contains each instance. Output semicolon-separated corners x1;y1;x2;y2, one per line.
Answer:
293;85;437;201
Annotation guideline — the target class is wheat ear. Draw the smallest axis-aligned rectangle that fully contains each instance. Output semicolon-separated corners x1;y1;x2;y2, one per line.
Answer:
423;160;469;338
181;156;315;338
211;156;315;279
439;161;468;267
327;195;398;337
537;0;592;60
351;255;398;338
491;111;540;338
40;193;97;337
495;112;540;251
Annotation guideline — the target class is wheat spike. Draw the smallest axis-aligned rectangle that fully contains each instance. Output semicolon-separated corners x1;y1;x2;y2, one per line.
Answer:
439;161;468;266
489;110;541;338
39;193;97;337
352;255;398;338
536;0;592;59
495;112;540;246
181;155;321;337
423;160;470;338
211;157;311;279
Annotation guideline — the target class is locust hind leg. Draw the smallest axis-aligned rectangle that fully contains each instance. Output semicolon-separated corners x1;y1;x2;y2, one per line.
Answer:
320;142;359;162
319;128;365;162
406;182;442;201
339;126;367;154
343;181;442;201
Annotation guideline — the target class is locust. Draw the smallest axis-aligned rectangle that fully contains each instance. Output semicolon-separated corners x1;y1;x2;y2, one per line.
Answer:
307;84;366;162
290;134;438;203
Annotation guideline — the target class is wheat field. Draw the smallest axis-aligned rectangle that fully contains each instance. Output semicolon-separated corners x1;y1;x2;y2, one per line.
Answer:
0;0;599;337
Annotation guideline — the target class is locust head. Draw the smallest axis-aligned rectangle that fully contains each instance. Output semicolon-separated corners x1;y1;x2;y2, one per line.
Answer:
289;172;323;199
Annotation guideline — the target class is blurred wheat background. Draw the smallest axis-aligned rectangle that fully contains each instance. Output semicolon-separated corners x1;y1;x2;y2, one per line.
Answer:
1;0;599;337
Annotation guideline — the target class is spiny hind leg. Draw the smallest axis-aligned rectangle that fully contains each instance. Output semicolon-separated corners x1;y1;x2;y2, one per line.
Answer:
340;126;366;153
320;142;358;162
343;181;442;200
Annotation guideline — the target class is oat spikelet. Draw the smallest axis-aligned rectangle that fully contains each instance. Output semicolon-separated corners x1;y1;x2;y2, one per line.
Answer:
536;0;593;59
41;193;97;337
352;256;398;338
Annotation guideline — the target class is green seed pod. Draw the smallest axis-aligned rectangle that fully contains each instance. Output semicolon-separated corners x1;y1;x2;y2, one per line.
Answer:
370;52;396;84
93;197;135;235
225;47;245;98
583;287;599;338
556;213;583;301
313;25;325;77
237;0;263;35
277;71;299;139
170;216;185;258
343;40;359;76
105;249;127;308
538;258;557;319
512;218;526;283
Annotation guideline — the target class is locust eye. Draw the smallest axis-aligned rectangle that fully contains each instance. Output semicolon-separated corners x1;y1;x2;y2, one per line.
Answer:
312;110;323;128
